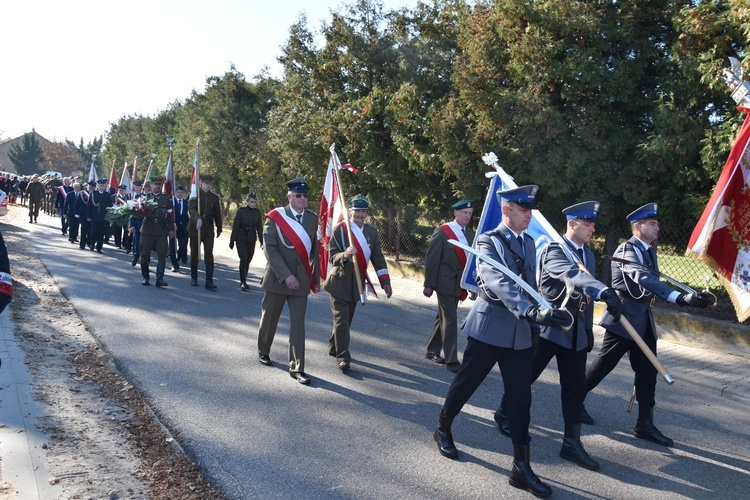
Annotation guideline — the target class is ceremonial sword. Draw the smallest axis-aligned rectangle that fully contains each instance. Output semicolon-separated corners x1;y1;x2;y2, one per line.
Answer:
553;240;675;385
603;254;717;307
447;239;575;332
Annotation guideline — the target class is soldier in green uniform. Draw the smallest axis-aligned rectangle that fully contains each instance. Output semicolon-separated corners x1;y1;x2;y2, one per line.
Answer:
25;174;45;223
188;174;223;290
139;176;175;287
229;193;264;290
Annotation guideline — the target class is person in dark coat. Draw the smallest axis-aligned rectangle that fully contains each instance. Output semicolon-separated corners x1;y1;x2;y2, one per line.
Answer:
582;203;712;447
433;185;571;499
87;179;113;253
188;175;223;289
229;193;264;290
169;185;190;271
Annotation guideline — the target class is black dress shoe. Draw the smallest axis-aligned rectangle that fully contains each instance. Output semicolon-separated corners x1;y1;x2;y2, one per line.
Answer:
290;371;311;385
155;280;168;288
580;405;595;425
258;353;272;366
560;438;600;471
445;362;461;373
433;428;458;460
240;283;249;291
131;257;138;267
634;420;674;447
142;277;150;286
425;352;445;364
191;278;199;287
338;360;350;371
171;266;179;272
96;249;103;254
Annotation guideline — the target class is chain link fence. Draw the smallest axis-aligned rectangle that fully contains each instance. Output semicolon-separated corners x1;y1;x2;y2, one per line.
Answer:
367;204;738;323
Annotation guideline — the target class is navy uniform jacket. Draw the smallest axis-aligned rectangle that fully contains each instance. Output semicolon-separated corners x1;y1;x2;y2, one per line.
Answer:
73;192;89;219
63;191;81;218
87;190;113;221
599;235;676;340
461;223;537;349
538;237;607;351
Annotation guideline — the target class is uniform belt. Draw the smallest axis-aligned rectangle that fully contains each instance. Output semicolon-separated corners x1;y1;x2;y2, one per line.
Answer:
616;290;655;307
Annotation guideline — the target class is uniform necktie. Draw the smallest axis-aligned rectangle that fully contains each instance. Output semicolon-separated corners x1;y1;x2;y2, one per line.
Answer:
296;214;302;223
647;246;657;270
577;247;585;266
517;235;525;258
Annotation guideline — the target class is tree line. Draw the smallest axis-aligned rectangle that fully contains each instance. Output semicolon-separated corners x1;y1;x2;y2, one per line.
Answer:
10;0;749;256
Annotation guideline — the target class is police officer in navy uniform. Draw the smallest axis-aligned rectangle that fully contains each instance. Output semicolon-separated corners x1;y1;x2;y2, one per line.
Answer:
434;185;570;498
87;178;113;253
582;203;712;447
493;201;624;471
78;182;95;250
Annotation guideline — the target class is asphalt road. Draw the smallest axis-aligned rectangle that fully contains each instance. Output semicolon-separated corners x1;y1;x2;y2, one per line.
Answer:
18;215;750;499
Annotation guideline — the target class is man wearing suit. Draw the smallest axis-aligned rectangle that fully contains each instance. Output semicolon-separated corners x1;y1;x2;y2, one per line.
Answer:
433;185;570;499
257;178;320;385
583;203;712;447
188;175;223;289
170;186;190;271
63;182;83;243
78;182;95;250
323;195;392;372
87;178;113;253
493;201;624;471
55;178;73;235
423;199;476;373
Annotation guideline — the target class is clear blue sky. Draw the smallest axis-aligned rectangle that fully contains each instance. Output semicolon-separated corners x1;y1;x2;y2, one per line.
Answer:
0;0;420;143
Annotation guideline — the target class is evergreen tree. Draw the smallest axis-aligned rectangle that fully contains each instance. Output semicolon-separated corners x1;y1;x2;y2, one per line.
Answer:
8;131;45;175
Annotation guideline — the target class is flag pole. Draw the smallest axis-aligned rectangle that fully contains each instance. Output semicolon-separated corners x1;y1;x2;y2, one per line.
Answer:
195;140;202;262
330;145;366;304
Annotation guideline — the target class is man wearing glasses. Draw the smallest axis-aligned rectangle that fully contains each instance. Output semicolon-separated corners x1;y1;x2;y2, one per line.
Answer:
257;178;320;385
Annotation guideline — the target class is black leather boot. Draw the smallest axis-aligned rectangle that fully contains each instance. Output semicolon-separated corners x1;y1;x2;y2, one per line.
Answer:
239;266;249;290
141;266;150;286
493;398;511;437
205;263;217;290
434;411;458;460
190;263;199;287
634;406;673;447
560;424;600;471
509;444;552;498
155;264;168;288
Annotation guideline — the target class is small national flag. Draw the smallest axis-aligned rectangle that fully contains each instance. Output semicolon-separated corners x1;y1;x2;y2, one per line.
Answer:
190;145;199;199
686;107;750;321
460;152;558;293
164;149;175;197
108;163;119;194
88;159;97;183
121;164;132;195
317;151;345;279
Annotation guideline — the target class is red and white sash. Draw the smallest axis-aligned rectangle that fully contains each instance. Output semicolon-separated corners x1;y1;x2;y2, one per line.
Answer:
267;208;314;292
338;220;387;296
58;185;68;199
441;221;469;300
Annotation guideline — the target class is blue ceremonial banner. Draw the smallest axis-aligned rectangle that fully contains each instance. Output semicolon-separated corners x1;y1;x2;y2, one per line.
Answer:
460;153;560;293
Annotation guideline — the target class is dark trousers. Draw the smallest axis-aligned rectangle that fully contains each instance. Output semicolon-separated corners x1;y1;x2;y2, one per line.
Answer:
112;223;124;247
236;237;257;281
91;220;109;251
60;213;68;234
531;336;587;425
190;229;215;265
79;220;92;249
140;233;168;275
175;227;188;263
328;294;357;362
67;217;79;241
442;337;532;445
427;293;460;364
585;327;658;409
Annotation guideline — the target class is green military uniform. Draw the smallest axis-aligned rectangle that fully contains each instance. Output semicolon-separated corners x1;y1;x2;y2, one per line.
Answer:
257;178;320;384
323;196;390;370
140;187;175;287
229;201;263;290
26;178;45;223
188;184;223;288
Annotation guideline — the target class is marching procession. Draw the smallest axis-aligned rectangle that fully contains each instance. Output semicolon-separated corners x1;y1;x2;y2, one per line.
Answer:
2;146;723;498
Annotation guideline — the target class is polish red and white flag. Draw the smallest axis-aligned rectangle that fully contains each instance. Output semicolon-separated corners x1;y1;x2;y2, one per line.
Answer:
687;107;750;321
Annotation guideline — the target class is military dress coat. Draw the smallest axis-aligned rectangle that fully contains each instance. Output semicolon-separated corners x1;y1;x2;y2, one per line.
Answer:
323;222;390;302
188;190;223;236
261;206;320;297
537;236;607;352
424;224;475;297
598;236;676;340
462;223;538;349
230;206;264;247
